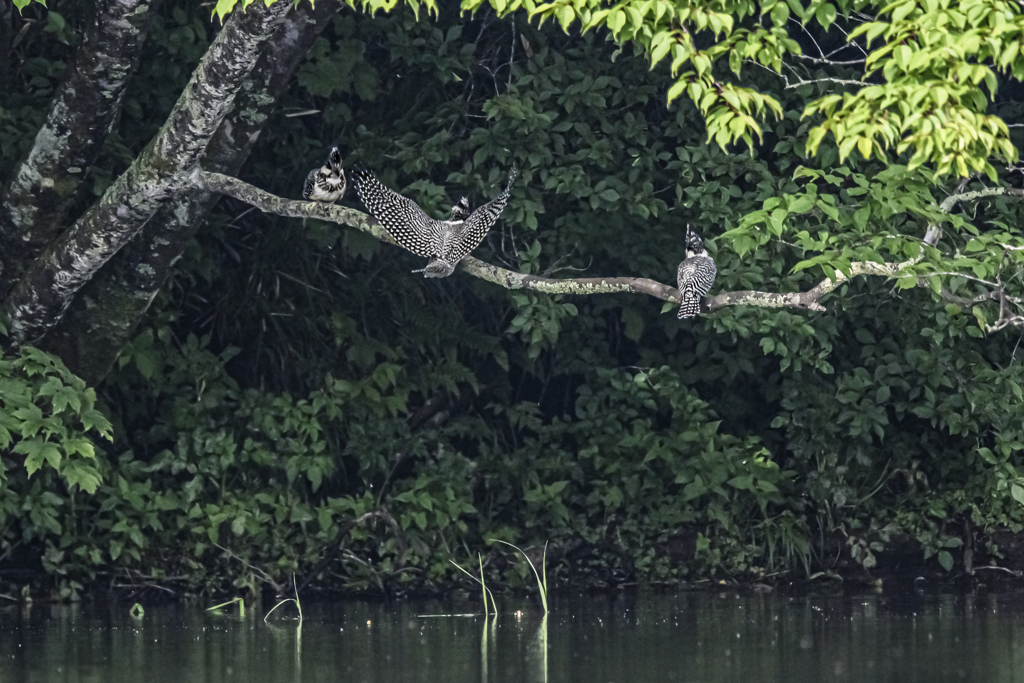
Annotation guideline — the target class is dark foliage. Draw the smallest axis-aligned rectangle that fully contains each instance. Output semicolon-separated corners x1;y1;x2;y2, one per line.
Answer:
2;0;1024;600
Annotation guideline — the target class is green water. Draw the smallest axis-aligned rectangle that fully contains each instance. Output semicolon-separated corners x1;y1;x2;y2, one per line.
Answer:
3;589;1023;682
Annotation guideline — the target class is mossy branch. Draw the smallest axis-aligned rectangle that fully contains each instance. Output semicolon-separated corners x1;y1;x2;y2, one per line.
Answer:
200;172;1024;320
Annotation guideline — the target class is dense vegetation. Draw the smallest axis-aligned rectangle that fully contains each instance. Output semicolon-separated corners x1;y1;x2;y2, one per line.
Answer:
3;0;1024;601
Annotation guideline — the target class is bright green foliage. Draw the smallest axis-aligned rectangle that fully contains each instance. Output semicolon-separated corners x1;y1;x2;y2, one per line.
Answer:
0;343;111;494
211;0;438;23
212;0;1023;178
468;0;791;149
807;0;1022;179
456;0;1024;178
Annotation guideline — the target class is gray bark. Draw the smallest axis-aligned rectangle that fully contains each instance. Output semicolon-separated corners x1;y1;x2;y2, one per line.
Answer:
2;0;292;347
0;0;160;290
43;1;342;382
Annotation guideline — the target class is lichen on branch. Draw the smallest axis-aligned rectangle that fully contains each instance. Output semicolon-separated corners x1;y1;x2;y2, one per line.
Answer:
0;0;160;288
201;171;978;317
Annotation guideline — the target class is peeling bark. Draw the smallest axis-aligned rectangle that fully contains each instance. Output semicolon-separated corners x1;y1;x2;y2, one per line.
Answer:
43;2;341;382
0;0;160;290
2;0;292;347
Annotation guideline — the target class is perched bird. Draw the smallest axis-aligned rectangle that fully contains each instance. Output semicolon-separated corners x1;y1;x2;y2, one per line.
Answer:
303;147;346;203
353;168;518;278
676;225;717;319
450;196;470;221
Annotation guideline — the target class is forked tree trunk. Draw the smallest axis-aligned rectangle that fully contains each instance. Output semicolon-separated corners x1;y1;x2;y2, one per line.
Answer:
42;2;342;382
1;0;292;348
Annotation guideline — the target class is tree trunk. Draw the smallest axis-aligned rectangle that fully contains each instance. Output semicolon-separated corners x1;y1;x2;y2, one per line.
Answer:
0;0;160;293
42;1;342;382
2;0;292;348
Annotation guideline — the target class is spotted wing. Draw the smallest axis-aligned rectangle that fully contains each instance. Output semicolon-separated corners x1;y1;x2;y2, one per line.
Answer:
445;168;518;264
353;169;436;258
302;168;318;200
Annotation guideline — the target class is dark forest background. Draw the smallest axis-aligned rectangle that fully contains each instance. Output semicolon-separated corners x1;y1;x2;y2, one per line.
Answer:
2;0;1024;600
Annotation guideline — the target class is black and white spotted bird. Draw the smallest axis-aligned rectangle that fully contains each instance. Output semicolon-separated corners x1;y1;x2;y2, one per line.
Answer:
302;147;346;203
353;168;518;278
676;225;717;319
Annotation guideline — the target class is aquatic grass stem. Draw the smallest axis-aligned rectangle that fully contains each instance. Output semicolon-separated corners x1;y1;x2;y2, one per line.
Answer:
449;557;497;615
206;596;245;617
481;614;490;683
492;540;549;614
264;574;303;623
480;554;498;616
536;614;549;683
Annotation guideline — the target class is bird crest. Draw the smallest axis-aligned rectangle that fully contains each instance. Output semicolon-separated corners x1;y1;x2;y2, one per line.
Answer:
303;146;347;204
451;197;470;221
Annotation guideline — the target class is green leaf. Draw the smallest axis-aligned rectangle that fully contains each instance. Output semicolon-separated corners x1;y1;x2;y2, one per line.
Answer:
788;195;814;213
64;436;96;458
212;0;239;22
815;2;836;29
770;2;788;26
936;550;954;572
16;439;62;476
62;460;102;494
1012;483;1024;505
622;307;645;342
557;4;575;32
13;0;42;12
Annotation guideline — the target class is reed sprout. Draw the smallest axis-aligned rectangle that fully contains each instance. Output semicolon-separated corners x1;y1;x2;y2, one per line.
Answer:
264;575;303;623
492;540;548;614
449;554;497;615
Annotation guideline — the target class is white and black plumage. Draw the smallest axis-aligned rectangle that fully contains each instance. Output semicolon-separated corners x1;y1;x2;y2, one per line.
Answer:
677;225;717;319
450;197;470;221
302;147;346;203
353;168;518;278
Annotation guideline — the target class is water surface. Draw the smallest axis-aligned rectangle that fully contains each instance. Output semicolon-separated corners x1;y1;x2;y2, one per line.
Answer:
3;588;1023;682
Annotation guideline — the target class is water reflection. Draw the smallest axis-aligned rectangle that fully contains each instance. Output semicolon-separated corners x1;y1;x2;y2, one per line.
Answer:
3;589;1024;682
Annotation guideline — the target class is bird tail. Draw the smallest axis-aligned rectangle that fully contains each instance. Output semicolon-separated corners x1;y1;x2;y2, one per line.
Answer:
506;166;519;189
417;258;455;278
677;295;701;319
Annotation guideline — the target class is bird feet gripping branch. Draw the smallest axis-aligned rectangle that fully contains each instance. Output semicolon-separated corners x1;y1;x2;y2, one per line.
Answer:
677;225;717;319
353;168;518;278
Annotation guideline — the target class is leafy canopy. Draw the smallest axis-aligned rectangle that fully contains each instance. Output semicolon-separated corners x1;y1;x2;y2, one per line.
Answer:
466;0;1023;180
26;0;1019;178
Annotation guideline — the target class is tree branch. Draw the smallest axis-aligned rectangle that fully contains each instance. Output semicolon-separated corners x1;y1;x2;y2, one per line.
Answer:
195;173;1024;324
0;0;160;287
2;0;292;347
197;172;953;315
940;186;1024;212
